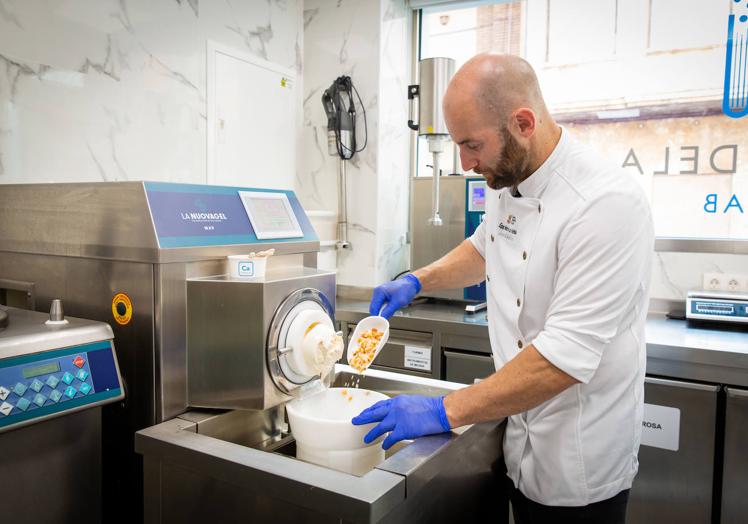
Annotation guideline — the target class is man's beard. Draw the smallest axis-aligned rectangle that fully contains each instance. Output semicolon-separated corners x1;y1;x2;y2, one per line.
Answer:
477;128;532;190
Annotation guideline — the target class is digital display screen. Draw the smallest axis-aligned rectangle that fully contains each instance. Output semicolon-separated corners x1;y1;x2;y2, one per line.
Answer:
22;361;60;379
468;181;487;212
472;186;485;206
239;191;304;239
248;198;294;232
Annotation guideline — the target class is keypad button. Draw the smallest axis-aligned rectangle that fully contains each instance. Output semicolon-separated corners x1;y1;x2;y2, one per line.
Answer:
46;375;60;389
79;383;92;395
76;369;89;382
30;379;44;393
33;394;47;407
13;382;28;396
0;386;9;401
16;398;31;411
49;390;63;403
0;401;12;416
64;386;77;399
73;356;85;369
62;372;75;385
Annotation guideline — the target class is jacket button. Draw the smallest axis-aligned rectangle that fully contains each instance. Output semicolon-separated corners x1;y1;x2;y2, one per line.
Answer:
517;340;523;349
538;204;542;213
487;274;490;282
491;234;495;242
522;251;527;260
516;298;521;307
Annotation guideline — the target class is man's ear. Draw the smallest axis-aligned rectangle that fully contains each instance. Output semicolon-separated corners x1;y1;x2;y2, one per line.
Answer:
511;108;536;137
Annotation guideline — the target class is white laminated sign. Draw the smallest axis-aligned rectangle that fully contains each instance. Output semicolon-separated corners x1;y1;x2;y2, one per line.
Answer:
641;403;680;452
404;345;431;372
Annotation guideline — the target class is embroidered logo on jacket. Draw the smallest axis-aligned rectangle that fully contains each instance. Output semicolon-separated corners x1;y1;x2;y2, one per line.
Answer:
498;214;518;240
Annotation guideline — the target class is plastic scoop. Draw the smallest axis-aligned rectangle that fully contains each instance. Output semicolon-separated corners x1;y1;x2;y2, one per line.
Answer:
347;315;390;374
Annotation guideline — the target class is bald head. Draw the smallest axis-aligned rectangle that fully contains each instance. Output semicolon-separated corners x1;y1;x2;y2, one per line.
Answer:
442;54;561;189
444;54;549;129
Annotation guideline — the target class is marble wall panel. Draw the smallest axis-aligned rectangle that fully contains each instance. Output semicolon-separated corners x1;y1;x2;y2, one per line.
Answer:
301;0;385;287
0;0;302;184
375;0;411;282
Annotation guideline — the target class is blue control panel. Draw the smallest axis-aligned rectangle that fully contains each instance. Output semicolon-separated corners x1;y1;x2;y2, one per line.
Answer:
0;340;123;431
144;182;318;249
465;178;487;302
689;299;748;321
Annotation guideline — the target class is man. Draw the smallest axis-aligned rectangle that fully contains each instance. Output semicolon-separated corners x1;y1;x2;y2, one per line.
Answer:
352;54;653;523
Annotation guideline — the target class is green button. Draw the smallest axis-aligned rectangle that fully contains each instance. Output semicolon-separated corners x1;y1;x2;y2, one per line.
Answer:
13;382;28;396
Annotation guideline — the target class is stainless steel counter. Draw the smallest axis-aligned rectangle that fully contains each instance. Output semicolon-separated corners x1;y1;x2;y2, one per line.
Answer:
337;298;748;387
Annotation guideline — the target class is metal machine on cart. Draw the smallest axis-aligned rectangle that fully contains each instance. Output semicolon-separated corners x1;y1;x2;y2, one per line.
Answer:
0;181;323;522
0;303;124;524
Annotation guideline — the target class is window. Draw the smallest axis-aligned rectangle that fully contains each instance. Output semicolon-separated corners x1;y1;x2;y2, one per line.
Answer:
414;0;748;244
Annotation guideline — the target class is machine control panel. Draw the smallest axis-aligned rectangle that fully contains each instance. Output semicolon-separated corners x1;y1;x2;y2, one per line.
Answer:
144;182;317;248
465;178;487;302
0;340;123;433
687;291;748;324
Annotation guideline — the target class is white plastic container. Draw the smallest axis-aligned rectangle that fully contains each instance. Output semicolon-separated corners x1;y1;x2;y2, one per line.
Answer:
286;388;389;476
227;255;267;279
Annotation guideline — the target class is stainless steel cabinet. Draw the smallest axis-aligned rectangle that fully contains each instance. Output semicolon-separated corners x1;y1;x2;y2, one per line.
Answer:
721;387;748;524
627;377;718;524
444;350;494;384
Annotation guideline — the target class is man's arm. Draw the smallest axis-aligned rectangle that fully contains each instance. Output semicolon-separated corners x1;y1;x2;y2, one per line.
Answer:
413;238;486;293
443;345;579;427
370;238;486;318
352;344;579;449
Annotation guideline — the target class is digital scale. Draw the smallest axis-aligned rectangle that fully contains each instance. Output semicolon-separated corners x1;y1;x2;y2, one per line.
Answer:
686;291;748;324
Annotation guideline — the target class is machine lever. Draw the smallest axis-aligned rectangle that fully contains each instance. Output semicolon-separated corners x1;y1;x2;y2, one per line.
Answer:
278;346;294;355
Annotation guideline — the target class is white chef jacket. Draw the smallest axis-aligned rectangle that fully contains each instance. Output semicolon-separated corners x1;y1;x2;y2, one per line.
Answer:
469;128;654;506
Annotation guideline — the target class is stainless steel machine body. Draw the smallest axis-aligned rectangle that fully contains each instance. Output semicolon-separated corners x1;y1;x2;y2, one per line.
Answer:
408;57;455;137
0;305;124;524
411;175;486;302
408;57;457;227
135;366;507;524
187;268;336;410
0;181;324;523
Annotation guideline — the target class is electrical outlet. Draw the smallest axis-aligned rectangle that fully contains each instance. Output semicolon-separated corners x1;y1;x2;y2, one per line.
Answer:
727;273;748;292
702;272;748;292
703;272;724;291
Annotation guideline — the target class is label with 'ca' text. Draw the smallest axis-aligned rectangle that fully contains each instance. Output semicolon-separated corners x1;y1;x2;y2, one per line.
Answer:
404;345;431;372
641;403;680;452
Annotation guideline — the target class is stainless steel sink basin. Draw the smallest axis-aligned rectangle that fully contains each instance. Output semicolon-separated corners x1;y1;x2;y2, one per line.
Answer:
135;365;507;523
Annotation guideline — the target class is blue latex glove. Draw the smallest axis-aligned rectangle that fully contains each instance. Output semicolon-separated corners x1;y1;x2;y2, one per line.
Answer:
369;274;422;319
351;395;451;450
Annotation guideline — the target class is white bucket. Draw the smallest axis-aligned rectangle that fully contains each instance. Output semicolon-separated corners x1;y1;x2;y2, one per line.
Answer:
286;387;389;476
227;255;267;279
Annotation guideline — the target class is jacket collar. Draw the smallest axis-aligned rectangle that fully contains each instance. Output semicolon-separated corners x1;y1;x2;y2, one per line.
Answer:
514;126;568;199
